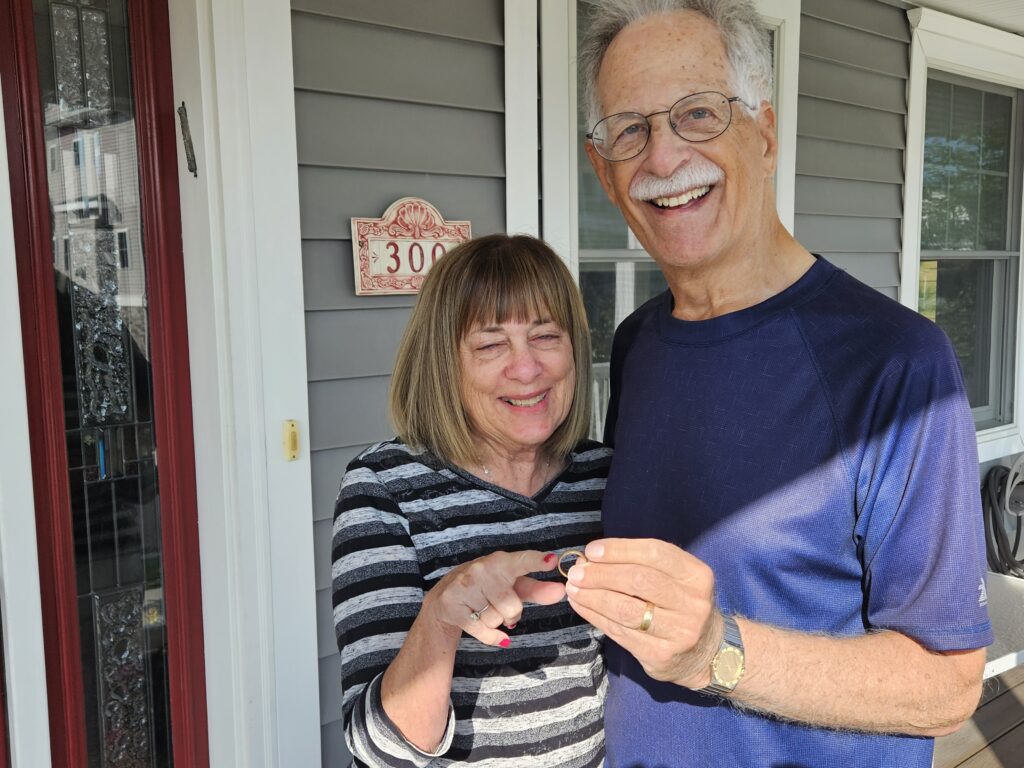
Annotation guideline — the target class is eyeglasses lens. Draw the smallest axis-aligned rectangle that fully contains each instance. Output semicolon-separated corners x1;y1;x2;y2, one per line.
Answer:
670;92;731;141
591;92;732;161
591;114;649;162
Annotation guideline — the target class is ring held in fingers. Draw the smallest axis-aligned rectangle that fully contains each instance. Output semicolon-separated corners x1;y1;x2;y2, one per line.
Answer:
638;601;655;633
558;550;586;578
468;605;490;623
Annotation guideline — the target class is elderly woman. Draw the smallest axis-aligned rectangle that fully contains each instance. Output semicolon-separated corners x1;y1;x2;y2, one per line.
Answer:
332;234;610;767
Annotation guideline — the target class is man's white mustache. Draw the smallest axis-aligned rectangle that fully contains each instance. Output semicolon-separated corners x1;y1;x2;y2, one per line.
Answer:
629;159;725;201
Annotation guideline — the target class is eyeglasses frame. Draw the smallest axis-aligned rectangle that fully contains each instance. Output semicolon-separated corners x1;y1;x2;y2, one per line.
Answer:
586;91;756;162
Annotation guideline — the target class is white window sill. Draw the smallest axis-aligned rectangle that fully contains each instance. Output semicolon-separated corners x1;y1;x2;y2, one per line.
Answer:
977;427;1024;464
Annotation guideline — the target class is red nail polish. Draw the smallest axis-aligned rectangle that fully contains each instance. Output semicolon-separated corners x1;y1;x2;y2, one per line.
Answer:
507;623;517;630
544;553;556;563
499;638;511;648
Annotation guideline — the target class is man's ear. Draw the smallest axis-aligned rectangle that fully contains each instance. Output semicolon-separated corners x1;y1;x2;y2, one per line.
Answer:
755;101;778;177
584;140;622;208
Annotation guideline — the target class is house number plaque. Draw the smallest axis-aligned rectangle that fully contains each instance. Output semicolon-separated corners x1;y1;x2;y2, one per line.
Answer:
351;197;472;295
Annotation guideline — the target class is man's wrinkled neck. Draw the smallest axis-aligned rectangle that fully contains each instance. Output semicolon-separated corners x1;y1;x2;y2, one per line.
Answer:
663;215;814;321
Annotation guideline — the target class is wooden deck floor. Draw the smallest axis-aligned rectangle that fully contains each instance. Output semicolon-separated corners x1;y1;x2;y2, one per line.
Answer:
934;666;1024;768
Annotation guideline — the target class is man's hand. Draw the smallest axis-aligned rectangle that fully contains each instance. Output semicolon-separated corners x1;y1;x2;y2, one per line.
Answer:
565;539;986;736
565;537;723;689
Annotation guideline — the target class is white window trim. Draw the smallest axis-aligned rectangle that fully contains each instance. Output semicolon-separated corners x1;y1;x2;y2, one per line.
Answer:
505;2;540;238
757;0;800;234
0;68;55;768
540;1;580;274
902;8;1024;463
538;0;801;277
168;0;320;765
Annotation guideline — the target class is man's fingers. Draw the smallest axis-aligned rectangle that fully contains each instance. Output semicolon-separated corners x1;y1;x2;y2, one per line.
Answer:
567;595;658;652
565;579;708;648
567;597;695;684
584;538;708;576
567;561;684;606
566;582;660;632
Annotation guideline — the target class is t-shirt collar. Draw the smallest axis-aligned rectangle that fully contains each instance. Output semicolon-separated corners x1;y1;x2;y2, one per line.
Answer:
655;254;836;345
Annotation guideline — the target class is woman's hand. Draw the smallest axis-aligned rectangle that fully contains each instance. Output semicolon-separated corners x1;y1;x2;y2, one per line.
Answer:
423;550;566;647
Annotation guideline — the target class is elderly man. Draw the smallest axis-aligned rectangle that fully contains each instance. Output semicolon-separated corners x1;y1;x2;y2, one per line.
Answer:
565;1;993;766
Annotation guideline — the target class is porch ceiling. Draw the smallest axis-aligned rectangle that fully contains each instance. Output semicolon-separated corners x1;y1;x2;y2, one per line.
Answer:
911;0;1024;37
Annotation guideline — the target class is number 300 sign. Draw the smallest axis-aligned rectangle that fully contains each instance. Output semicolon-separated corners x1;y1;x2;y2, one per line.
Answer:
351;198;472;295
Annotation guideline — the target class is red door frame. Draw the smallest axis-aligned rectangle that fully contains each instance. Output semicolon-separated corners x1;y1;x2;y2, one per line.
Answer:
0;1;210;766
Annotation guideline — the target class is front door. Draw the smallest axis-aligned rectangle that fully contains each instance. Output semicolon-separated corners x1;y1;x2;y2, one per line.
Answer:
0;1;208;765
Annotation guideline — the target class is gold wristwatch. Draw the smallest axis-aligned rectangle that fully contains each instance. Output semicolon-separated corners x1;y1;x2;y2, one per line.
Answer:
700;613;745;696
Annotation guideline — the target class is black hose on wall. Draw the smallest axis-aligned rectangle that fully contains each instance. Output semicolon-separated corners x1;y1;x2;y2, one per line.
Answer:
982;456;1024;578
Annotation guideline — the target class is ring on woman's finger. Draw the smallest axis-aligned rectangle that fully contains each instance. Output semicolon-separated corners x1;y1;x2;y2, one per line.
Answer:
468;605;490;623
638;601;655;633
558;549;586;578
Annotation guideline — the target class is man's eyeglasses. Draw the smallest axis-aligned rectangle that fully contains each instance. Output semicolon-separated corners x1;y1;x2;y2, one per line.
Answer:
586;91;754;162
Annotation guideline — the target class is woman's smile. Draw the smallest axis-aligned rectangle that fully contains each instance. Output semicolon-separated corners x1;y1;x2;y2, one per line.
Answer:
460;318;575;460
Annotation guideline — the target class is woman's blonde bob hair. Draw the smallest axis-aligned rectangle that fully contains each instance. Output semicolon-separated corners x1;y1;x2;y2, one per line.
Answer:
389;234;592;466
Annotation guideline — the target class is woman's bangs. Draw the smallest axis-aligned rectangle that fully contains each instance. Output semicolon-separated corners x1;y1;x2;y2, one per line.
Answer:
460;255;570;334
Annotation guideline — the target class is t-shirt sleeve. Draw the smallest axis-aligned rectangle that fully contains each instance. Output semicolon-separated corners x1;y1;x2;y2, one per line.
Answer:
333;458;456;766
854;341;993;651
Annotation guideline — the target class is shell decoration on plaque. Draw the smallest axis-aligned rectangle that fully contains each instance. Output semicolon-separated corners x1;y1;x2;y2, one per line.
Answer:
351;197;471;296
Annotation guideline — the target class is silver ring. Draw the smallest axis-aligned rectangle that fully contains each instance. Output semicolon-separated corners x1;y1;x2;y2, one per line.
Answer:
468;605;489;622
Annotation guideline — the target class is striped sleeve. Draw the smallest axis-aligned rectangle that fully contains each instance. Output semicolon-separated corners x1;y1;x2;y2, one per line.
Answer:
333;459;456;766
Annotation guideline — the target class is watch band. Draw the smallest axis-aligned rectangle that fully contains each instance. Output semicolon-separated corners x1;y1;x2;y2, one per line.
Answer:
699;613;745;697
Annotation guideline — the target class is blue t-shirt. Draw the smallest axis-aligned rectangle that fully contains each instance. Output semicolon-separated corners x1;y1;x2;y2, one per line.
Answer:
601;256;993;768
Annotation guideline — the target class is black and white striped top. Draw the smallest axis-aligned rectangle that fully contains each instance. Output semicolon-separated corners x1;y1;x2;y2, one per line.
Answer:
333;438;611;767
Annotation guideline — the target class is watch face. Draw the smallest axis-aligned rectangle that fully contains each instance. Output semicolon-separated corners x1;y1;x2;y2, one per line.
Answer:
713;646;745;686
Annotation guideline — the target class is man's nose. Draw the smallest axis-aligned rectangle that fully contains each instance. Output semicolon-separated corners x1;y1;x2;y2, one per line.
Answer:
643;118;695;178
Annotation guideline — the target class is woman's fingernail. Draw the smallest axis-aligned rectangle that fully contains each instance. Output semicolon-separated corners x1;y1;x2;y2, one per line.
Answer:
499;638;511;648
544;553;556;563
507;623;517;630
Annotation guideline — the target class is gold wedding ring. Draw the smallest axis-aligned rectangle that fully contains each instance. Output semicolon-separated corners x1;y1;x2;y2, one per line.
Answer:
558;549;586;578
638;601;655;633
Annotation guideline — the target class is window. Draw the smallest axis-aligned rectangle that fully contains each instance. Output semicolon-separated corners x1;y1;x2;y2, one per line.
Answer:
918;74;1021;430
905;9;1024;460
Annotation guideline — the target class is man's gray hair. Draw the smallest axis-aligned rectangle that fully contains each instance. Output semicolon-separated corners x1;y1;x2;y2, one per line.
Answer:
578;0;773;129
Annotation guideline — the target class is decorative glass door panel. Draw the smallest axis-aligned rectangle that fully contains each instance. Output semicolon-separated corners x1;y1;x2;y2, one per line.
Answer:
36;1;170;763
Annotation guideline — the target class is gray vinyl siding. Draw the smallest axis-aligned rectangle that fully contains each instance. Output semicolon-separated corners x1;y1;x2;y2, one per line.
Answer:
291;3;507;765
794;0;910;300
